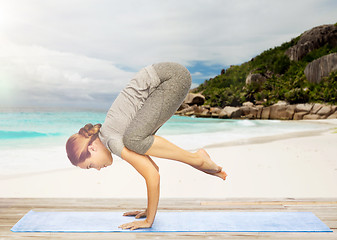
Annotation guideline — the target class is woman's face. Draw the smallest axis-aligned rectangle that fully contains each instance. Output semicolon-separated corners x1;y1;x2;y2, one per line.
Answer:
77;138;113;171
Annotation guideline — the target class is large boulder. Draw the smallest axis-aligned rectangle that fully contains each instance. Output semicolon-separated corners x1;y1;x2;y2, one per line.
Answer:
209;107;222;118
194;106;211;118
245;73;266;85
303;114;321;120
316;105;335;116
242;101;254;107
286;24;337;61
240;106;258;119
327;111;337;119
304;53;337;83
183;93;205;106
261;107;271;119
176;104;197;115
256;105;264;119
315;105;337;119
310;103;324;114
293;103;313;120
293;112;309;120
219;106;242;119
295;103;313;113
177;103;190;111
269;102;295;120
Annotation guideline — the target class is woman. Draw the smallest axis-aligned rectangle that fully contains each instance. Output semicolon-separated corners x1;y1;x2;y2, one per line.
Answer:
66;62;227;230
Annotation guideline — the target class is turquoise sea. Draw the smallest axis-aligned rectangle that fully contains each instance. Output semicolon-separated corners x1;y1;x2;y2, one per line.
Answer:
0;108;332;151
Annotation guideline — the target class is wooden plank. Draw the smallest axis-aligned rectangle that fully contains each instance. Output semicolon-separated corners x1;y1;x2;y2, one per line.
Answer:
201;201;337;206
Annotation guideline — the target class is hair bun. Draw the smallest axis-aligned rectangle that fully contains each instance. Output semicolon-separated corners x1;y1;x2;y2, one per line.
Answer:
78;123;102;138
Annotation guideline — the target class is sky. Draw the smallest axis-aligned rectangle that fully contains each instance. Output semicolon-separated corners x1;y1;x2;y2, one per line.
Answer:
0;0;336;110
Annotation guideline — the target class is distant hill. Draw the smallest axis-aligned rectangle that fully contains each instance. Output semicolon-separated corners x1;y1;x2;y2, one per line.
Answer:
193;23;337;107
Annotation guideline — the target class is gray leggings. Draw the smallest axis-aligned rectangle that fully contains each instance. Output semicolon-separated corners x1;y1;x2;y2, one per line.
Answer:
123;62;192;154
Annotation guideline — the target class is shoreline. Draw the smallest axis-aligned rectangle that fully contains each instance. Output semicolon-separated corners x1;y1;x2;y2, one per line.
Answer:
198;119;337;150
1;124;336;199
205;128;330;149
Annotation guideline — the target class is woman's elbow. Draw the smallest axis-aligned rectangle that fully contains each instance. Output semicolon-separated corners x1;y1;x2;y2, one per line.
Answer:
153;171;160;183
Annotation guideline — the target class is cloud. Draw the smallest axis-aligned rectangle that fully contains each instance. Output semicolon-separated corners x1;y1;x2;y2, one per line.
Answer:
0;38;134;108
0;0;336;108
191;72;203;77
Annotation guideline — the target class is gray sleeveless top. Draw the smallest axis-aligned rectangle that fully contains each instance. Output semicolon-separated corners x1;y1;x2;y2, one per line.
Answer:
99;65;160;158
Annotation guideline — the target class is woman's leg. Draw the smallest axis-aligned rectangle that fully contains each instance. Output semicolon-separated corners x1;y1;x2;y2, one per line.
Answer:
145;135;227;180
123;62;226;180
123;62;191;154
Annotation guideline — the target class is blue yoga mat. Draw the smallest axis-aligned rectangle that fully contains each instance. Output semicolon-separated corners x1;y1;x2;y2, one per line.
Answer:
11;210;332;232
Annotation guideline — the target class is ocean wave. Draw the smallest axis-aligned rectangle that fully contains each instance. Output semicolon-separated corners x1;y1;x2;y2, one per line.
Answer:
0;130;60;139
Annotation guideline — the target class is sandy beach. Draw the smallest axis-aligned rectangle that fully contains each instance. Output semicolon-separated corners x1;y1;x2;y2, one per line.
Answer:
1;120;337;199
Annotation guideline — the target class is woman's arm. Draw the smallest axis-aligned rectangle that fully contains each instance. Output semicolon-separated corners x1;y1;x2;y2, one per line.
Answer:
122;155;159;219
119;147;160;230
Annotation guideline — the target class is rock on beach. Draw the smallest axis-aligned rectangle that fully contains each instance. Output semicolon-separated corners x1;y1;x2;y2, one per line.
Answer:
176;100;337;120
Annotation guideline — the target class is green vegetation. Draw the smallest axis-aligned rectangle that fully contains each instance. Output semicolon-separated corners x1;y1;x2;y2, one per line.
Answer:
194;34;337;108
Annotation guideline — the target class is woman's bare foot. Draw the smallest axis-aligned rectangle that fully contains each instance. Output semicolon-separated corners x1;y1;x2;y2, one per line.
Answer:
196;149;227;180
213;167;227;180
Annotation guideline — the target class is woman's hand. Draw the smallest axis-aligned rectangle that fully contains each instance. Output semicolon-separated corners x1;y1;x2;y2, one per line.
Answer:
119;219;152;231
123;210;147;219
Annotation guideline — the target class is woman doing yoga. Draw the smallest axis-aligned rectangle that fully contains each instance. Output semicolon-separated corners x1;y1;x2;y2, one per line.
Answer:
66;62;227;230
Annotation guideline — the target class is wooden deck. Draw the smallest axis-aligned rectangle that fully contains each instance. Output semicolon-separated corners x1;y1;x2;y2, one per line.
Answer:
0;198;336;239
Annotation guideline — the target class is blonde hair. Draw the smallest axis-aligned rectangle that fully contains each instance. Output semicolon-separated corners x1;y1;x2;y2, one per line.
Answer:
66;123;102;166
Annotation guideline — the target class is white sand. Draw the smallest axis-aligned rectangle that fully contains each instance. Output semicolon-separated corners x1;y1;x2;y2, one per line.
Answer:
1;123;337;199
